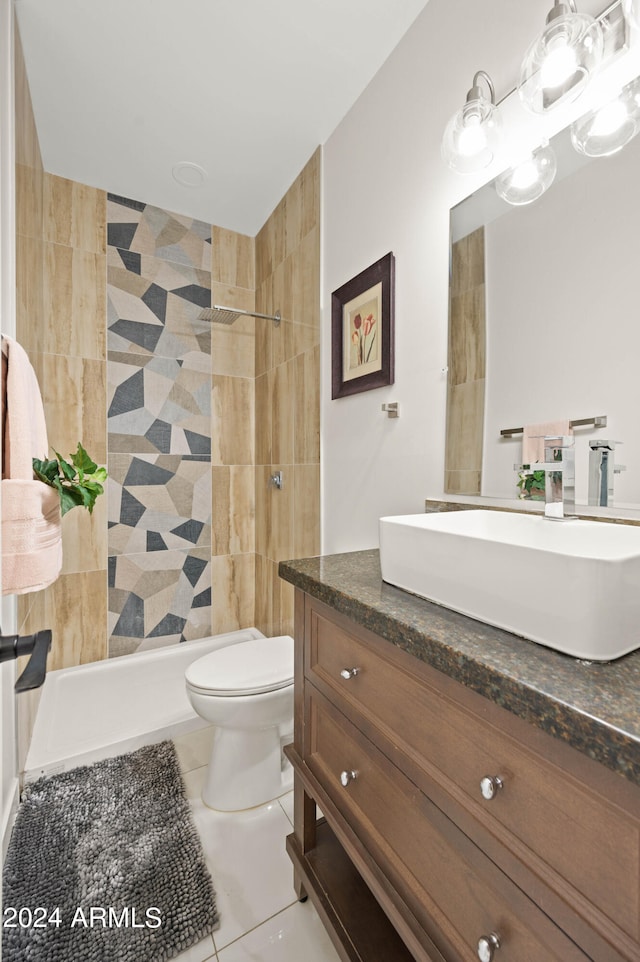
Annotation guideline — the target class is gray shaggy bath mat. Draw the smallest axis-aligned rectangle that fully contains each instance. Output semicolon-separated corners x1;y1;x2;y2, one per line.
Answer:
2;740;219;962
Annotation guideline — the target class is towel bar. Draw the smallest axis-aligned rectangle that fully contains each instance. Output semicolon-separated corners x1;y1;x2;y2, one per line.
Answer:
500;415;607;438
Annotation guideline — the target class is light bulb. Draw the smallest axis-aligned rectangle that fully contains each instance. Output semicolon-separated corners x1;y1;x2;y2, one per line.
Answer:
540;38;578;88
495;144;557;206
590;100;628;137
441;71;502;174
571;76;640;157
519;4;603;113
510;157;539;190
457;113;487;157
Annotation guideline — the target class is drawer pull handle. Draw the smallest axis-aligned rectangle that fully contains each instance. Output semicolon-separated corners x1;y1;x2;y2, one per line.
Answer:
480;775;504;800
340;769;358;787
340;667;360;680
477;932;501;961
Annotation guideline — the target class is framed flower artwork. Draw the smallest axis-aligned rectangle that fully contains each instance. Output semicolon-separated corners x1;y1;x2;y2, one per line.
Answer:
331;252;395;399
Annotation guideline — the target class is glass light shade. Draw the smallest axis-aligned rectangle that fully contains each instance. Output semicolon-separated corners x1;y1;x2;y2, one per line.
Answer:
495;144;557;205
623;0;640;29
571;77;640;157
519;5;604;113
442;97;502;174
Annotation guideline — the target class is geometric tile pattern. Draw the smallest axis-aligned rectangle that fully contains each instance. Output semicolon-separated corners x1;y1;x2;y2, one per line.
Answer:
108;547;212;656
107;351;211;455
107;194;212;656
107;193;212;270
108;454;211;555
107;247;212;363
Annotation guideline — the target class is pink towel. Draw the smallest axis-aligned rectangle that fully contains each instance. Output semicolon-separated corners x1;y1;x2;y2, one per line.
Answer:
522;420;572;464
2;335;62;595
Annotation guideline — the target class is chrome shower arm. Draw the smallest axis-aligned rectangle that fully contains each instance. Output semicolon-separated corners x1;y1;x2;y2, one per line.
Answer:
198;305;282;325
217;306;281;324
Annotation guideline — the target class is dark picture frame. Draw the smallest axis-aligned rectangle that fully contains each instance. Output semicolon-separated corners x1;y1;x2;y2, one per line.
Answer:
331;251;395;399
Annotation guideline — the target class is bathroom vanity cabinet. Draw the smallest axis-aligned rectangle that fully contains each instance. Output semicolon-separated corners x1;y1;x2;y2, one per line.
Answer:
280;553;640;962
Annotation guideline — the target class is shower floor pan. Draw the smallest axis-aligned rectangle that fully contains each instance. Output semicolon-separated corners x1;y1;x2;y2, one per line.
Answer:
24;628;265;783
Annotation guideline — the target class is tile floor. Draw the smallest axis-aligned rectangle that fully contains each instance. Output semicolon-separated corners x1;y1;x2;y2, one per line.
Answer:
170;729;341;962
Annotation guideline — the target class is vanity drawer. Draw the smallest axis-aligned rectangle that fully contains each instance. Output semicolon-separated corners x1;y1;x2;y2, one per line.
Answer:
306;603;640;946
305;687;590;962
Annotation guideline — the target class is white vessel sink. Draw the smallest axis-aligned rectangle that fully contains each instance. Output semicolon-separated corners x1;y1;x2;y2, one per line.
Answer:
379;510;640;661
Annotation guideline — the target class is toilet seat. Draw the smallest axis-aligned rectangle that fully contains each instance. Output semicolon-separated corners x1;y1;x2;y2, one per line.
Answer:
185;635;293;697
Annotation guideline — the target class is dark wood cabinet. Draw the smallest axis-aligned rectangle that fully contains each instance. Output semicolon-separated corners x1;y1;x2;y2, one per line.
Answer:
286;591;640;962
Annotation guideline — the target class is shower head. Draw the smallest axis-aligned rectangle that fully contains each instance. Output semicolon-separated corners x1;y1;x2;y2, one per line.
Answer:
198;305;281;326
203;307;240;325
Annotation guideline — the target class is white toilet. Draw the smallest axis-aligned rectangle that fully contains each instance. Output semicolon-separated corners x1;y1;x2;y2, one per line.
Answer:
185;635;294;811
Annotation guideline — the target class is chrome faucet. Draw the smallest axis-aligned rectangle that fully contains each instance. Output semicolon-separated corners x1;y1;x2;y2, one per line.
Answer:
536;435;576;521
588;440;625;507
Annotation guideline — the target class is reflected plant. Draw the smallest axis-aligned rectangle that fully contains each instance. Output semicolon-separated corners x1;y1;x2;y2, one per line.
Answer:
517;467;546;500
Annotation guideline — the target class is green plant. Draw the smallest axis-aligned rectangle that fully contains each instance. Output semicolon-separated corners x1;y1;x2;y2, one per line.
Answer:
33;443;107;516
517;468;546;498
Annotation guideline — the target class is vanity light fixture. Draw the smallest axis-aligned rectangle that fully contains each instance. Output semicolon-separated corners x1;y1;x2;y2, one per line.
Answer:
495;142;557;205
441;71;502;173
519;1;604;113
571;75;640;155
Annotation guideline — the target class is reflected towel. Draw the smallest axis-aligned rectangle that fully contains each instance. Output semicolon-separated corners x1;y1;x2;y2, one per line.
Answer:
522;420;572;464
2;335;62;595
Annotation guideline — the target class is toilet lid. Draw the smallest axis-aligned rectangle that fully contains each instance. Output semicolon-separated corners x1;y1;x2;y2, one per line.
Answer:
185;635;294;696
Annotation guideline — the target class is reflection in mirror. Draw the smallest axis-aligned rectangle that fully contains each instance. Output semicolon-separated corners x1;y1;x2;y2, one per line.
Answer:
446;107;640;509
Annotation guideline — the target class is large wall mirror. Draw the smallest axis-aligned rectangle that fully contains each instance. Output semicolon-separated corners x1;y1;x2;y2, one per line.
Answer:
446;110;640;509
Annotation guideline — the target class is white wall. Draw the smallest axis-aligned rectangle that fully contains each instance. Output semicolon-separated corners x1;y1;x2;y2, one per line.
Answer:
321;0;549;553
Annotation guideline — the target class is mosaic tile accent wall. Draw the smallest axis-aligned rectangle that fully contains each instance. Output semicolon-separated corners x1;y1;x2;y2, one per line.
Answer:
107;195;213;656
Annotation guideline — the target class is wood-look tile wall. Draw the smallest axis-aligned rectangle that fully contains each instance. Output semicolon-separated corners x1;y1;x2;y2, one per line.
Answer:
254;150;321;637
210;227;257;634
445;227;486;495
14;24;108;770
16;167;108;672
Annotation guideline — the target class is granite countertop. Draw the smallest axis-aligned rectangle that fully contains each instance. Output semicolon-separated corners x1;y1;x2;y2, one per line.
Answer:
279;549;640;788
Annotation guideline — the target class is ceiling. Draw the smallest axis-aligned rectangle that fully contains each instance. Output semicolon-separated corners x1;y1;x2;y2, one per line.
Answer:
15;0;430;235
